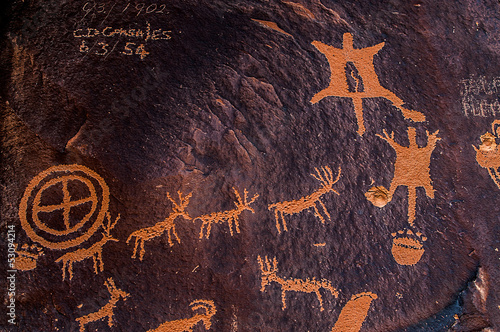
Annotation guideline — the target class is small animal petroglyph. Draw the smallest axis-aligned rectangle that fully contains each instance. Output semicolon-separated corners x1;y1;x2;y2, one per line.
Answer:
311;32;424;135
196;188;259;239
258;256;338;311
127;191;192;260
147;300;216;332
391;228;427;266
474;120;500;189
268;166;341;233
56;212;120;280
76;278;129;332
16;244;44;271
367;128;440;226
331;292;377;332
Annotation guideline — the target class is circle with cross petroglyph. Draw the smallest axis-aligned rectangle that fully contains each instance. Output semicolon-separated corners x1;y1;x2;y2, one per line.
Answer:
19;165;110;250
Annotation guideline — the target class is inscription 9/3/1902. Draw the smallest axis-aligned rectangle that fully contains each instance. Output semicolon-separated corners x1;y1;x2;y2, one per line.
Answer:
74;22;171;59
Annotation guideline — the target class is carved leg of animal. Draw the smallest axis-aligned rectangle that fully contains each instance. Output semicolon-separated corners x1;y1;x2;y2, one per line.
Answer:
68;263;74;281
228;218;234;236
169;227;180;246
281;291;287;310
234;216;241;234
274;209;282;233
199;222;207;239
318;200;331;222
139;240;146;261
316;291;324;311
61;261;67;280
205;222;212;239
488;168;500;189
131;239;139;259
312;204;325;223
97;253;104;272
108;313;114;327
279;211;288;233
93;255;99;274
77;320;84;332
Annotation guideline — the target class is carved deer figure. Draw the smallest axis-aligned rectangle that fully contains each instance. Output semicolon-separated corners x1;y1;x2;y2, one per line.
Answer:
147;299;216;332
76;278;129;332
56;212;120;280
196;188;259;239
126;191;192;260
257;255;338;311
268;166;341;233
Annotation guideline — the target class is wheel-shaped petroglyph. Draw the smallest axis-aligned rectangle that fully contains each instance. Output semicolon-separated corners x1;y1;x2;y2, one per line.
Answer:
19;165;110;250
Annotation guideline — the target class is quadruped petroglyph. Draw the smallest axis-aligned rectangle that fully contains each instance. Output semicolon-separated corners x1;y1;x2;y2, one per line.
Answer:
268;166;341;233
195;188;259;239
147;300;216;332
311;33;425;135
367;128;440;227
76;278;129;332
474;120;500;189
127;191;192;261
331;292;377;332
56;212;120;280
258;256;338;311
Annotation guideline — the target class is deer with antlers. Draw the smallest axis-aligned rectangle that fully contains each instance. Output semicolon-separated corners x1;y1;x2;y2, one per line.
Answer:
127;191;192;261
147;300;216;332
268;166;341;233
56;212;120;280
257;255;338;311
196;188;259;239
76;278;129;332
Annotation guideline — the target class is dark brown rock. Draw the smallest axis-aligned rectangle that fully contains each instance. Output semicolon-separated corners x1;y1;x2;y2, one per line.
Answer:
1;0;500;331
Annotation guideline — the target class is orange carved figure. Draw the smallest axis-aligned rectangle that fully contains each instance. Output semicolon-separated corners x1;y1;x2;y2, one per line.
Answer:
56;212;120;280
311;33;425;135
127;191;192;260
268;166;341;233
76;278;129;332
474;120;500;189
258;256;338;311
147;300;216;332
391;228;427;266
196;188;259;239
16;244;44;271
331;292;377;332
367;128;440;226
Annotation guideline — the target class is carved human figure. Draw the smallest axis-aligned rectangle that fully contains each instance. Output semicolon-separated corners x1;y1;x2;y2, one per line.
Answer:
311;33;424;135
474;120;500;189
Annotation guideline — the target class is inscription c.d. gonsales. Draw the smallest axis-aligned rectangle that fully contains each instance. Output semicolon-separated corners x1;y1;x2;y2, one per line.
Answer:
74;22;171;59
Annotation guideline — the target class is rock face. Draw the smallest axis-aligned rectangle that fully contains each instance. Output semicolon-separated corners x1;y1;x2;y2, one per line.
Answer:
1;0;500;331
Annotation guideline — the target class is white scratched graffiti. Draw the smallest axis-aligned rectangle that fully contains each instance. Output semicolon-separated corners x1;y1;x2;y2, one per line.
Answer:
460;76;500;117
